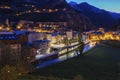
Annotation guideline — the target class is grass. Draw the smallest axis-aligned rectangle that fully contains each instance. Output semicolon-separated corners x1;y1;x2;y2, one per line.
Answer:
32;45;120;80
18;75;69;80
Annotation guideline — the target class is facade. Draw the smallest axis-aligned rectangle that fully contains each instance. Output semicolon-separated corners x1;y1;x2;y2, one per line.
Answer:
33;40;50;54
27;32;45;43
73;31;78;39
66;30;73;40
0;31;36;64
21;43;36;63
85;28;120;42
0;34;21;64
37;22;67;28
46;32;65;44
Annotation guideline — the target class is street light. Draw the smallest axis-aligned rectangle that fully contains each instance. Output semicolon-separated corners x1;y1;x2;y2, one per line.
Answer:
6;27;10;31
0;26;2;30
8;70;10;73
17;25;21;29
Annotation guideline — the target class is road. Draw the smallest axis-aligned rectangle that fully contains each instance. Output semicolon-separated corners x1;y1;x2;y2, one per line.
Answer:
35;42;96;69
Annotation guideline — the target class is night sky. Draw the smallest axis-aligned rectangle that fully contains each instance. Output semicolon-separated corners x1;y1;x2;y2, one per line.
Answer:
66;0;120;13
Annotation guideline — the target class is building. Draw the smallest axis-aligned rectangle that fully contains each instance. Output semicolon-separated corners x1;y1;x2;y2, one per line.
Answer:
66;30;73;40
21;43;36;63
0;34;21;65
17;20;34;30
27;32;46;43
86;29;120;43
46;32;65;44
0;31;37;64
73;31;78;39
37;22;67;29
33;40;50;54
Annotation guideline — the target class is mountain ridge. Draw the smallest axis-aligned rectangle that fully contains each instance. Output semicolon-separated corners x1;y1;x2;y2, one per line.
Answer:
69;1;120;28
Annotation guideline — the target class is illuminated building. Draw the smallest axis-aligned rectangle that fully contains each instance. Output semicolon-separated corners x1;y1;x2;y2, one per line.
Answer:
66;30;73;40
33;40;50;54
0;5;11;9
86;29;120;42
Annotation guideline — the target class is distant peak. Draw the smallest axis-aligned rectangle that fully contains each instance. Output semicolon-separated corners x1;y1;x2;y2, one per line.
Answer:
79;2;90;6
78;2;100;11
80;2;89;4
69;1;78;5
69;1;77;4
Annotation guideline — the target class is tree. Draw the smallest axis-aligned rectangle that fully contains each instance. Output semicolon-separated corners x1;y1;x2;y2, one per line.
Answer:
79;42;85;56
62;37;69;46
0;65;17;80
55;35;60;44
78;31;82;43
62;37;70;58
78;32;85;56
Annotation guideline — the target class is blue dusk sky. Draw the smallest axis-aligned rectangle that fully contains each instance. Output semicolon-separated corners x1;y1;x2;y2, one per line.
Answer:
66;0;120;13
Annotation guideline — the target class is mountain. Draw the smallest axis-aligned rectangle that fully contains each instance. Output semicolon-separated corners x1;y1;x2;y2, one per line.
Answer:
110;12;120;19
111;19;120;31
69;2;120;29
0;0;94;31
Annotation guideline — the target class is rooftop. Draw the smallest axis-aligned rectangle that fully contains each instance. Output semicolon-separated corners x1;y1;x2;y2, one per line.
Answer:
0;34;18;40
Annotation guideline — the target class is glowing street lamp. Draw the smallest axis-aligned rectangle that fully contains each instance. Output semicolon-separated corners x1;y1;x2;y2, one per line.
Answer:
0;26;2;30
8;70;10;73
55;9;58;11
43;9;46;11
6;27;10;31
17;25;21;29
